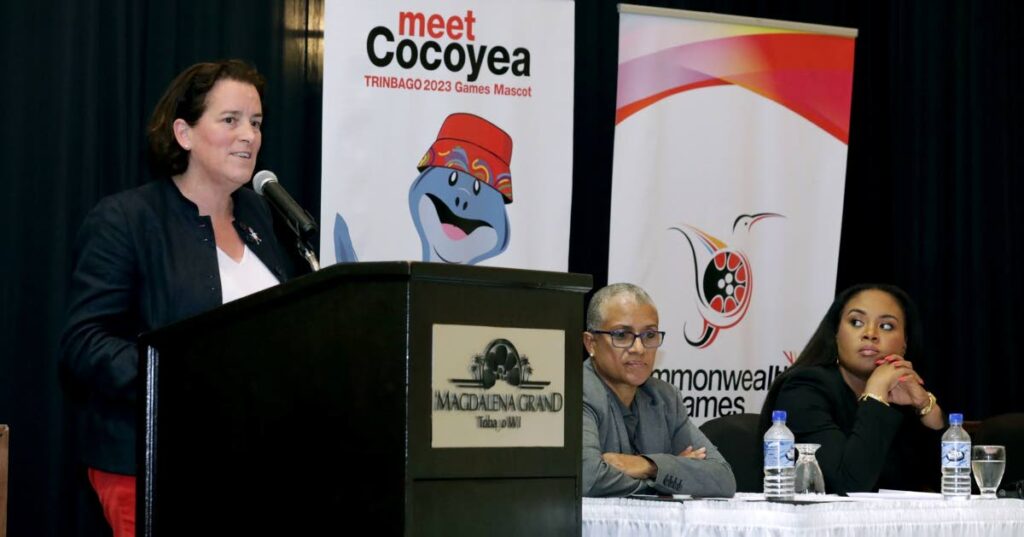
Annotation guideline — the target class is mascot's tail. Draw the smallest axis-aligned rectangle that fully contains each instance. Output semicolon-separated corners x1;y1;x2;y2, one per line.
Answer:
334;213;359;263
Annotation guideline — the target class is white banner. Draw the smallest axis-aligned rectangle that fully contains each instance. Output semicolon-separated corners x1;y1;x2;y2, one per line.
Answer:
321;0;575;270
610;7;857;423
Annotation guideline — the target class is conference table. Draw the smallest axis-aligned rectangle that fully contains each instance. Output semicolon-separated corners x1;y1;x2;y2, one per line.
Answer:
583;492;1024;537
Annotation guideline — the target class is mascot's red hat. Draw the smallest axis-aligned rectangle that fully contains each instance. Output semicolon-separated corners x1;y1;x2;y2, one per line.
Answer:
417;113;513;203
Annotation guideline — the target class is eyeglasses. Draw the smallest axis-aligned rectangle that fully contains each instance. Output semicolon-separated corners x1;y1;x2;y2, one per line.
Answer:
590;329;666;349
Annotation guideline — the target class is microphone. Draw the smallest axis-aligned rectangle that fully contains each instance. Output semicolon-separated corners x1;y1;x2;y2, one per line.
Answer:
252;170;319;242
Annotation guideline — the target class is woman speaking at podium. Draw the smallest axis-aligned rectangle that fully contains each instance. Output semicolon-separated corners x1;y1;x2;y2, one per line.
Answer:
60;60;307;536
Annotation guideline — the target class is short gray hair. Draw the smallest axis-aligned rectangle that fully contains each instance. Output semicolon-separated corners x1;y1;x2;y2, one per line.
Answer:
586;283;656;331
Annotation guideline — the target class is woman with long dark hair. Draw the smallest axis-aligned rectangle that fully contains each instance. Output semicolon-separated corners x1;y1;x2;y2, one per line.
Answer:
759;284;944;493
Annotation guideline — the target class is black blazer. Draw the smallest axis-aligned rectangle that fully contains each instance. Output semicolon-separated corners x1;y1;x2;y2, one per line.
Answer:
60;178;309;474
771;364;940;494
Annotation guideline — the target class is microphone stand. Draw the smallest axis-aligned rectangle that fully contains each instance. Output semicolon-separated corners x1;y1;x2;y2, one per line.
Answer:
251;171;321;272
298;239;320;272
294;209;320;272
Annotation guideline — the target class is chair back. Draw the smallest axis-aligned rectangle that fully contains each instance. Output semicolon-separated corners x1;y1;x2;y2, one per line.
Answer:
700;413;762;493
975;413;1024;487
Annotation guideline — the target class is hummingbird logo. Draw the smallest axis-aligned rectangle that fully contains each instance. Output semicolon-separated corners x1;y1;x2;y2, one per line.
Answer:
670;213;783;348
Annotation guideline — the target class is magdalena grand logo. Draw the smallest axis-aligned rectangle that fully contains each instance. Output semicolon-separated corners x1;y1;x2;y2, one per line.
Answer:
432;326;565;446
449;338;551;390
670;213;783;348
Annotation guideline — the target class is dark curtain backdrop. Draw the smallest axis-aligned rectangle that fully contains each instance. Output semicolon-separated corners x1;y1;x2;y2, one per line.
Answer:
1;0;1021;535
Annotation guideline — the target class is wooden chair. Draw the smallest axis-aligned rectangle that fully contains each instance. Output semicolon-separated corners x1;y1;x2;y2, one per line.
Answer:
0;424;8;537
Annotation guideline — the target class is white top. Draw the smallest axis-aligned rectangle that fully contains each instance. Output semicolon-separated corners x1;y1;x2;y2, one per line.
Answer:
216;244;280;304
583;496;1024;537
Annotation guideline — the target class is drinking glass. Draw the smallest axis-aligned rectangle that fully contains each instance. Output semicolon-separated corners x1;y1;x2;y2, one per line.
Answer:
794;443;826;494
972;445;1006;499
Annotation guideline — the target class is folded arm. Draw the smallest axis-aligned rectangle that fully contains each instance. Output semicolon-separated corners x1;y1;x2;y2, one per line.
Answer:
582;402;648;497
643;404;737;497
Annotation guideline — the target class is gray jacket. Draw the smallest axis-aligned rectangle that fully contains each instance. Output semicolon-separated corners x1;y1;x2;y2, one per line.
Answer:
582;358;737;497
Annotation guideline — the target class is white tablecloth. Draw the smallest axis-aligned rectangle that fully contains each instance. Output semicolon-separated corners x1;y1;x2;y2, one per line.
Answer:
583;496;1024;537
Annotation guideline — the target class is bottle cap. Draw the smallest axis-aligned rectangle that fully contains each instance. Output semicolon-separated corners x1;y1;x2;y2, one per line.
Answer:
949;413;963;425
772;410;787;422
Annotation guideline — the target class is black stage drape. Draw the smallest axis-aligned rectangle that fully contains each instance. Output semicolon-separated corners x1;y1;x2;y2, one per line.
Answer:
1;1;1021;535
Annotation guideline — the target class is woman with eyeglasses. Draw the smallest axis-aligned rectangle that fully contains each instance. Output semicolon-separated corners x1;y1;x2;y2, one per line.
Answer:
581;283;737;497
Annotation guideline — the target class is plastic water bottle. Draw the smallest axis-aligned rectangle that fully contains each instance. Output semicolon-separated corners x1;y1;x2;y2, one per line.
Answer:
764;410;796;501
941;412;972;500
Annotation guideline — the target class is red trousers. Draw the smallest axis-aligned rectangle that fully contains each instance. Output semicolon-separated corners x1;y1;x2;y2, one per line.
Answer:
88;467;135;537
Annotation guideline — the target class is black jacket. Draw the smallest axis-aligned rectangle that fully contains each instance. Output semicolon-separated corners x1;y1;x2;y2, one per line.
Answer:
60;178;308;474
772;364;941;494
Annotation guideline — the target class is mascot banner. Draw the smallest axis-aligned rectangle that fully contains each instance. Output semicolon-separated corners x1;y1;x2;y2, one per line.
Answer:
321;0;574;269
609;6;857;423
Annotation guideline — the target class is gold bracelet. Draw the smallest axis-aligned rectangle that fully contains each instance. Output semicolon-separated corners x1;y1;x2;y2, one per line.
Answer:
918;391;936;416
858;392;890;406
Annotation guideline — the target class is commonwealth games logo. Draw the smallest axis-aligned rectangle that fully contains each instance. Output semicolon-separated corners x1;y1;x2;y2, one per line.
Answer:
670;212;783;348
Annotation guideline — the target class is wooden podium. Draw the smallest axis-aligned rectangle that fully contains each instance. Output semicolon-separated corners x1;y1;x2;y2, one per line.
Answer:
138;262;590;536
